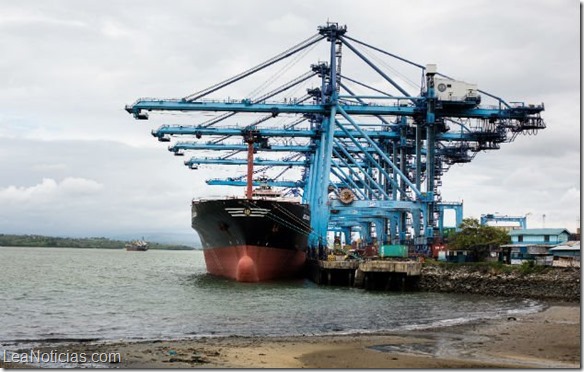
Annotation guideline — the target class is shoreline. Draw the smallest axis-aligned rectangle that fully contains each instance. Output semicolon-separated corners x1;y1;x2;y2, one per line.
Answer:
1;303;579;369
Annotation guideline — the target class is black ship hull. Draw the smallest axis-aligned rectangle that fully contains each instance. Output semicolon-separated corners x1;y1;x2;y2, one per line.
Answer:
192;198;310;282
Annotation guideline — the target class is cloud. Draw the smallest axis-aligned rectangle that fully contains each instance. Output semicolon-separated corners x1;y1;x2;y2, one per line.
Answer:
61;177;104;194
0;177;103;207
0;0;579;239
0;178;60;204
0;137;207;239
560;187;580;205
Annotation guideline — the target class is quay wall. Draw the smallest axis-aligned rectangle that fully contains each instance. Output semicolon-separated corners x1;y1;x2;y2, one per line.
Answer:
418;264;580;303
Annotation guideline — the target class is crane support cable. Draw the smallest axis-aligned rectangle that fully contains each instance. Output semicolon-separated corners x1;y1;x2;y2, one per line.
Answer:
284;117;307;130
200;112;237;128
340;75;394;97
231;153;303;181
247;37;319;99
294;94;313;104
342;35;425;70
339;36;411;98
198;71;316;129
359;45;420;90
221;150;242;160
251;70;317;103
245;113;276;129
339;81;389;124
183;34;325;102
272;165;293;180
211;135;232;144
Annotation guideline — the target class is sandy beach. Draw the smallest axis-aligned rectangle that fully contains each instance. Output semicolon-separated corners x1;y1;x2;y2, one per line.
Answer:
1;304;579;369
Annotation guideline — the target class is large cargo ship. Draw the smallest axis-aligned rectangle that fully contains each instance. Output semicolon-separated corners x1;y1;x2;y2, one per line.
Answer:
192;181;311;282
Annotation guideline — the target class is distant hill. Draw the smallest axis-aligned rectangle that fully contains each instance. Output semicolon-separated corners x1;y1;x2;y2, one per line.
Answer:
0;234;197;250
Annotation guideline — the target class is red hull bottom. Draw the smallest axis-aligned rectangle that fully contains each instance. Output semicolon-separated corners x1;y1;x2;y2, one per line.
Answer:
203;245;306;282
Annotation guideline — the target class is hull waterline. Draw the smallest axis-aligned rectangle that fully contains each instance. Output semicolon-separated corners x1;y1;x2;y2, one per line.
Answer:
192;198;310;282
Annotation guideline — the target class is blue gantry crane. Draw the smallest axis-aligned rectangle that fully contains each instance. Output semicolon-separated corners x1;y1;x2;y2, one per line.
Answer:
125;23;545;255
480;213;528;230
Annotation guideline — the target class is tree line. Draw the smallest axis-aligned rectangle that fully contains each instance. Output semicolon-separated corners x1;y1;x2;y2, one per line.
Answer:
448;218;511;261
0;234;196;250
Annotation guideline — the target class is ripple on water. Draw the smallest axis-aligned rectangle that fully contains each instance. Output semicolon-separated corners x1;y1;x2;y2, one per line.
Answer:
0;247;544;345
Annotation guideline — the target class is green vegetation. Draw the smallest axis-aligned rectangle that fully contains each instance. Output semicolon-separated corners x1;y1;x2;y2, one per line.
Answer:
518;260;549;275
0;234;196;250
423;259;551;275
424;258;509;271
448;218;511;261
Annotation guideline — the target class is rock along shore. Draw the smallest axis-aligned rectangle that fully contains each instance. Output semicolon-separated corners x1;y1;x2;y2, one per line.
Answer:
418;264;580;302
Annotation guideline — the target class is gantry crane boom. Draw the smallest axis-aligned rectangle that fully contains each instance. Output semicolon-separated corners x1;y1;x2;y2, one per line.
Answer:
125;22;545;253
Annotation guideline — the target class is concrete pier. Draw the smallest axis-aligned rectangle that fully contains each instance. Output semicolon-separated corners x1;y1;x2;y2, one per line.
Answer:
307;259;421;290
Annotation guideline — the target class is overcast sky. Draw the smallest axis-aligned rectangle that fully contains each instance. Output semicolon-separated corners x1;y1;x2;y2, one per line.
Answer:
0;0;580;244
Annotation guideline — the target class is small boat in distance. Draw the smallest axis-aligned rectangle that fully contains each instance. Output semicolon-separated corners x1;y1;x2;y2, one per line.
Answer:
125;239;149;251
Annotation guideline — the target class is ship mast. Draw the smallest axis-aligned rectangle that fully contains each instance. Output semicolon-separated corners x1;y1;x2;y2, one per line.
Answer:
245;135;254;200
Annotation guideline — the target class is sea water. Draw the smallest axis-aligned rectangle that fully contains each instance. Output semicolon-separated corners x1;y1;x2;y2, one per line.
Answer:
0;247;543;347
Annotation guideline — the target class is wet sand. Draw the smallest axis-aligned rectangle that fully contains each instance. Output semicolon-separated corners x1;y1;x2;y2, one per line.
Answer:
1;304;579;369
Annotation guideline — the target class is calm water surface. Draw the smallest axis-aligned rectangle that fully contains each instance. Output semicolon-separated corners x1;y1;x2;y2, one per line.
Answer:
0;247;543;346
